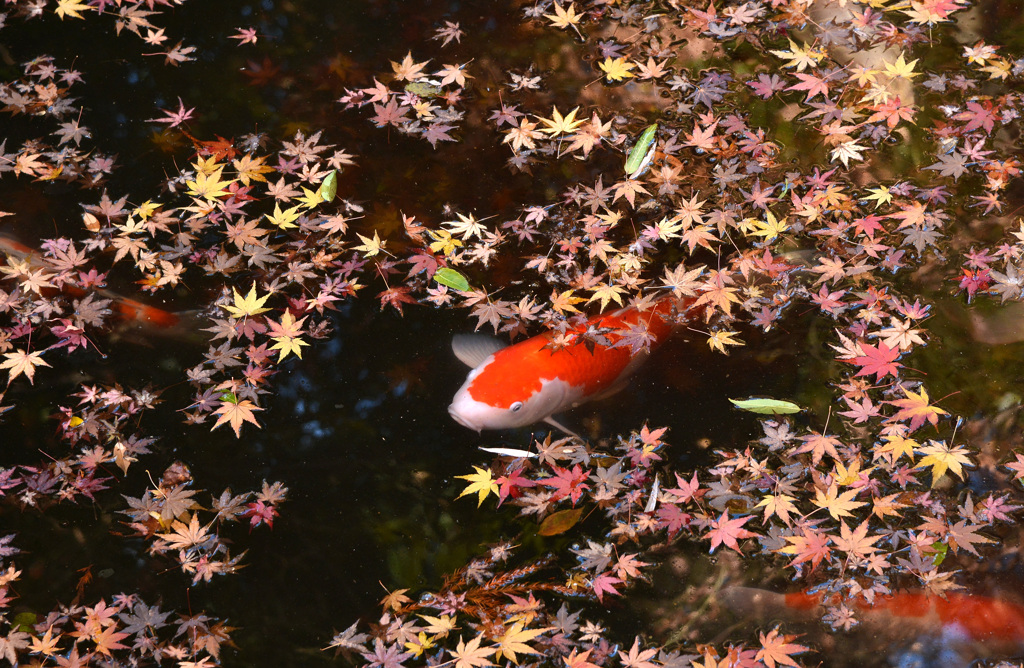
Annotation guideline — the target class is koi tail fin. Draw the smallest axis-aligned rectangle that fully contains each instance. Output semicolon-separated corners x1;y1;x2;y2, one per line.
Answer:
719;586;820;622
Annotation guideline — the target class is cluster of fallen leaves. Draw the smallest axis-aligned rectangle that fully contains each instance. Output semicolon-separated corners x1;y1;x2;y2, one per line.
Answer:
0;56;115;187
327;533;810;668
120;461;287;585
0;544;233;667
1;0;1024;666
331;1;1024;667
6;0;200;67
0;389;282;667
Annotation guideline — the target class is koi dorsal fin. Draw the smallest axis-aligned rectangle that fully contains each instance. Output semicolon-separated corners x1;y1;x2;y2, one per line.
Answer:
452;334;506;368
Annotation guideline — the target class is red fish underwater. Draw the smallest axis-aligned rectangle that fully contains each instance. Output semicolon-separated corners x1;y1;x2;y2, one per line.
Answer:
721;585;1024;664
448;296;698;433
0;234;188;335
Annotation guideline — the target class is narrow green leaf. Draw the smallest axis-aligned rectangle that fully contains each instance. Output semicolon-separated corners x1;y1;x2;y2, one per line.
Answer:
729;397;802;414
318;170;338;202
434;267;471;292
624;123;658;176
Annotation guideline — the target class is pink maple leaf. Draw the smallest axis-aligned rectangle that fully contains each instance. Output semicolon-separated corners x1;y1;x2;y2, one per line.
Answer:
540;464;591;505
147;97;195;128
705;511;758;554
591;572;622;602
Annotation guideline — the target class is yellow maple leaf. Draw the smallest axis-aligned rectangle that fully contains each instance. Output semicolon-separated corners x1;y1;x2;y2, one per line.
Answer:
455;466;498;507
883;51;920;80
418;613;458;637
598;57;635;82
874;434;918;465
494;622;550;665
748;210;789;242
297;187;324;209
222;282;272;319
185;165;235;201
192;155;222;176
587;282;625;311
756;493;798;526
265;202;301;230
768;39;825;71
354;230;387;257
812;484;866;520
550;288;585;315
55;0;91;19
232;154;274;185
706;330;744;354
405;632;436;658
833;457;874;486
544;2;583;35
271;334;309;361
863;185;893;208
134;200;160;219
538;106;585;136
428;229;463;257
917;440;972;486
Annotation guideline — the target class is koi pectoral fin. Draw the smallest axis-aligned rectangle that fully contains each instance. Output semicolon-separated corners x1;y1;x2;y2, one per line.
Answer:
452;333;506;368
544;415;582;440
588;377;632;403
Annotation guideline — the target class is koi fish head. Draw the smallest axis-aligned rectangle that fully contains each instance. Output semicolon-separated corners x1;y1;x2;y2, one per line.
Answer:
448;360;572;431
447;333;581;432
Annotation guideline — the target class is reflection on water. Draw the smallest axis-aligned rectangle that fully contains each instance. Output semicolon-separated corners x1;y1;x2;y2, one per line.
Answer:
720;585;1024;667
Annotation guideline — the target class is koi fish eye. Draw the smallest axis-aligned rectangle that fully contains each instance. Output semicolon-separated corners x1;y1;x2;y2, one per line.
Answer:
509;401;524;413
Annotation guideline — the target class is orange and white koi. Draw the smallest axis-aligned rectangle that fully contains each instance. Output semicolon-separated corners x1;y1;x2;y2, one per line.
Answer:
448;296;697;433
0;234;182;330
721;585;1024;656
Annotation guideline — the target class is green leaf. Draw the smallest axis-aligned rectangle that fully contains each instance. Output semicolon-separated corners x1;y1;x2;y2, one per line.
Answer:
931;540;948;566
318;170;338;202
434;267;471;292
219;391;238;404
729;397;802;414
624;123;658;177
538;508;583;536
12;611;37;632
405;81;443;98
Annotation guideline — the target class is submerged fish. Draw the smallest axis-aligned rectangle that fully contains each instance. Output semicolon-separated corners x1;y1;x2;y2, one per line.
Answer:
0;234;191;336
448;296;697;433
721;585;1024;663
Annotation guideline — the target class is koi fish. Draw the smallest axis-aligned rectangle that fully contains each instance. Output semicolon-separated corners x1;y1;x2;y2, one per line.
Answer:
448;296;697;433
721;585;1024;661
0;234;187;333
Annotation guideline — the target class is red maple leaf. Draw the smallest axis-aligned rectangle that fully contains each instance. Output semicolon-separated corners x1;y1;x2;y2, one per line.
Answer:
851;340;902;380
495;466;537;506
377;286;417;315
540;464;591;506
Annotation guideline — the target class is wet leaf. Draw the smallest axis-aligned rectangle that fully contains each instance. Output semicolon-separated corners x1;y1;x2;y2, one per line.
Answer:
318;170;337;202
729;397;802;414
435;267;471;291
538;508;583;536
624;123;657;177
